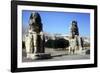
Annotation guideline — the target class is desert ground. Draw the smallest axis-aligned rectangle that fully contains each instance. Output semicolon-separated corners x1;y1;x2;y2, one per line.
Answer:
22;48;90;62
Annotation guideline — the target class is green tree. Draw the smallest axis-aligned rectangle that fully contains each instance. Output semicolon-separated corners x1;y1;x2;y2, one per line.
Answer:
45;38;69;49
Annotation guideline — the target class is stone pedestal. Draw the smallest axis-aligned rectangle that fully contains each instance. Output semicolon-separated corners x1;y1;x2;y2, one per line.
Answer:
34;53;52;60
26;53;51;60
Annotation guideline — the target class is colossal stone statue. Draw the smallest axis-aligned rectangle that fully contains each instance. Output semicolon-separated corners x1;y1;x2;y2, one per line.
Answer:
69;20;83;54
25;12;45;59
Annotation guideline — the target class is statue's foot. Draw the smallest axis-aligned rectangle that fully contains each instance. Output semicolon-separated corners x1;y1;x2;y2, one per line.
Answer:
26;53;31;59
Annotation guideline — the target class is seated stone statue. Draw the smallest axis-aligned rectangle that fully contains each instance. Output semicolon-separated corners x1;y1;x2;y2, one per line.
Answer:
25;12;45;59
69;20;83;54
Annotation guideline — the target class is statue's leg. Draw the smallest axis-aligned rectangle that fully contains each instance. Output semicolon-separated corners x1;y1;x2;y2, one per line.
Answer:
72;46;75;54
40;34;45;53
72;48;74;54
25;36;31;58
74;46;76;54
75;46;77;54
68;46;71;54
70;47;72;54
33;34;37;54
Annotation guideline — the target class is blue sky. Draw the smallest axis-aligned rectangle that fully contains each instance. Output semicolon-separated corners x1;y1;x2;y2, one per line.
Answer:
22;10;90;37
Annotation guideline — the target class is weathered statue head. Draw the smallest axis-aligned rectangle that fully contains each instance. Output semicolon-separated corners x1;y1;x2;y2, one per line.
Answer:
71;20;79;38
29;12;43;33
